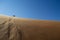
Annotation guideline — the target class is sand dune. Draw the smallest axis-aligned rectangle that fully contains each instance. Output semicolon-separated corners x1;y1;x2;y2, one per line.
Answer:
0;15;60;40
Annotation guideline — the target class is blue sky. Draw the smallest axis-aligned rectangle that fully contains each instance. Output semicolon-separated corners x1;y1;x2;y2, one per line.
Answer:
0;0;60;20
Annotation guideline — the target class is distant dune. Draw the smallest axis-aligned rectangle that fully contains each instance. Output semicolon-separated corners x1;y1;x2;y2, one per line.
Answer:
0;15;60;40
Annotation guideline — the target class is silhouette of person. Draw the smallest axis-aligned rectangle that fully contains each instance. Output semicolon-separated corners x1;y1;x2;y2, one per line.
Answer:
13;15;15;17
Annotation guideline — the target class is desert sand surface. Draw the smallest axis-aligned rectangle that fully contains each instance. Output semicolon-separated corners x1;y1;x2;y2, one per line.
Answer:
0;15;60;40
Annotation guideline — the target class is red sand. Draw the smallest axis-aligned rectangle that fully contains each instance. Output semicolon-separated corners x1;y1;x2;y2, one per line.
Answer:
0;15;60;40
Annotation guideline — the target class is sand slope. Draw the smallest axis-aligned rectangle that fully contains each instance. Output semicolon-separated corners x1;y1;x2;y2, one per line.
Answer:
0;15;60;40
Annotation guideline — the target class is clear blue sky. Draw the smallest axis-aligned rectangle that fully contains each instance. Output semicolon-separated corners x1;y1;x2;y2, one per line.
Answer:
0;0;60;20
